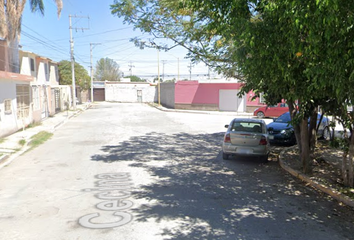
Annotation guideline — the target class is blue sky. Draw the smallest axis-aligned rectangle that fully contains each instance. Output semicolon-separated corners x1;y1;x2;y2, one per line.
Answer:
20;0;211;80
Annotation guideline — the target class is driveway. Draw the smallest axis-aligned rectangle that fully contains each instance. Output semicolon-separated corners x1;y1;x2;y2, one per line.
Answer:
0;102;353;240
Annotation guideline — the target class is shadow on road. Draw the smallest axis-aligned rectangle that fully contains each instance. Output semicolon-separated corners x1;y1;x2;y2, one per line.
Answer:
90;132;353;239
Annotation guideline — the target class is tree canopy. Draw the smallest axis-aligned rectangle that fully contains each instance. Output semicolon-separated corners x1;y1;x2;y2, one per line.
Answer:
0;0;62;73
111;0;354;178
58;60;90;90
127;75;145;82
94;58;122;81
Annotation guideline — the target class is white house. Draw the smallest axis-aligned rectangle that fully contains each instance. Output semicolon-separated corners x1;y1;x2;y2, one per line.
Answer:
19;50;61;121
0;71;33;137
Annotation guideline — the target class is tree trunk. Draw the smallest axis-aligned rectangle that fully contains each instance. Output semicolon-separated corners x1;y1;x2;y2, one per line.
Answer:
309;108;318;155
8;36;20;73
342;148;349;186
300;118;311;173
348;130;354;187
288;100;301;153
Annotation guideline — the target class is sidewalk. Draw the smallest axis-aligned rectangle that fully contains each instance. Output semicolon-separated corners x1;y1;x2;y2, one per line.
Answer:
0;103;91;169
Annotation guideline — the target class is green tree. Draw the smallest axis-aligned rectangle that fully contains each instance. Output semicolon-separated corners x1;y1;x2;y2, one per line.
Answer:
58;60;90;90
0;0;62;73
127;75;145;82
94;58;121;81
111;0;354;180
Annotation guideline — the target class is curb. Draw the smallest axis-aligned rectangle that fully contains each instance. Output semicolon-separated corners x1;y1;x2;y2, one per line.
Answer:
147;103;254;117
278;148;354;208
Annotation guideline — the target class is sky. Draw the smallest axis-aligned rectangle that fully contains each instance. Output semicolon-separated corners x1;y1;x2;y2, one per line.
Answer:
20;0;214;80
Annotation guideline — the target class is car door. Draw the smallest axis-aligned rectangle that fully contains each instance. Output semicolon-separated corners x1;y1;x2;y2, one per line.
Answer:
264;104;278;117
275;103;289;117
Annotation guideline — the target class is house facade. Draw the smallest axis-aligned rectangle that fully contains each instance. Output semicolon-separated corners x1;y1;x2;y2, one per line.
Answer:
0;43;73;138
0;71;33;137
19;50;62;122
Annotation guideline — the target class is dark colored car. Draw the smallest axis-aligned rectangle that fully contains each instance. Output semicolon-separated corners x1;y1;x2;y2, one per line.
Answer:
267;112;331;145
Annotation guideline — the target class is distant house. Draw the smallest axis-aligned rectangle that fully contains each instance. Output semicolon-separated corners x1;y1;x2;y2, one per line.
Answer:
105;81;156;103
19;50;63;121
161;80;266;112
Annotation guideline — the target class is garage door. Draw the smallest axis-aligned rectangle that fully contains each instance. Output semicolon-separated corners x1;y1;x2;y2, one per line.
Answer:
219;89;246;112
93;89;105;101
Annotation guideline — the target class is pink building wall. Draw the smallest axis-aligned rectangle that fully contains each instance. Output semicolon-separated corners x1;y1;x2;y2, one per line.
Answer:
175;81;243;104
246;91;266;107
174;81;265;112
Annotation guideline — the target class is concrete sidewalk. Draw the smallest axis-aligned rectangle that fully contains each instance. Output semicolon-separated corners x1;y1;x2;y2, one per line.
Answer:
0;103;91;169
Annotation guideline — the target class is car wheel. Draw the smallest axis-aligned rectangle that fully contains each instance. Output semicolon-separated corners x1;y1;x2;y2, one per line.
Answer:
322;127;331;140
222;152;230;160
257;111;265;118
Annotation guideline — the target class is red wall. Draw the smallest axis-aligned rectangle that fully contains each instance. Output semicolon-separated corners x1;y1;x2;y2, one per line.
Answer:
175;81;244;105
175;81;265;107
246;91;265;107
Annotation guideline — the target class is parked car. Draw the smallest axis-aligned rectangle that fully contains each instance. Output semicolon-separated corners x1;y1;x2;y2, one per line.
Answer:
222;118;272;162
267;112;331;145
253;103;289;118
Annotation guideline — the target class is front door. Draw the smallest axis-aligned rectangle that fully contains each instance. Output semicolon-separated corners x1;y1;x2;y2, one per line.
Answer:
137;90;142;103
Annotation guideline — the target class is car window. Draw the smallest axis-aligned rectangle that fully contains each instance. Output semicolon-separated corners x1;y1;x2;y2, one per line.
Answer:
232;122;263;133
275;112;291;123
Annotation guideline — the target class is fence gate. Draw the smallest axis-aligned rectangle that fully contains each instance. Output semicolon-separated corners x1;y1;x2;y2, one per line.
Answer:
54;89;61;113
137;90;142;103
219;89;246;112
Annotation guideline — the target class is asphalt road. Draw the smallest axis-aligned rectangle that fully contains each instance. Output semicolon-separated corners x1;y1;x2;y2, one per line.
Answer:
0;102;353;240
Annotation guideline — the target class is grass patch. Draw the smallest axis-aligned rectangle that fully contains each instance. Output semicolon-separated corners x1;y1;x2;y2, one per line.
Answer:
18;139;26;146
0;138;5;144
26;122;42;129
28;131;53;150
339;188;354;199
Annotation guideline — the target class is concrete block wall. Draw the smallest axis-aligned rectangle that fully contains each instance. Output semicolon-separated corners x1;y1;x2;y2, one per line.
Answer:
160;82;175;109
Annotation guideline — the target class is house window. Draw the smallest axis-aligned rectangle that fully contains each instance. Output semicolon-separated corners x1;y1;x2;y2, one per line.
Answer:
30;58;35;72
4;99;12;114
16;85;30;119
259;93;265;103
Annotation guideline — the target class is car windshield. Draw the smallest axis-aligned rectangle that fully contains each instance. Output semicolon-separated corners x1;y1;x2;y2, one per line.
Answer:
231;122;263;133
275;112;291;123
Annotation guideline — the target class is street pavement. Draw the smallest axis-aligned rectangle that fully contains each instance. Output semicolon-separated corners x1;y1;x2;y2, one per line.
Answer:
0;102;353;240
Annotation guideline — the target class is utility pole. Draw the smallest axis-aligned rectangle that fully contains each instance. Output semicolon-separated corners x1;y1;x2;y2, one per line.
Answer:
157;50;161;106
69;15;89;109
188;62;193;81
128;61;135;76
90;43;101;103
177;57;180;82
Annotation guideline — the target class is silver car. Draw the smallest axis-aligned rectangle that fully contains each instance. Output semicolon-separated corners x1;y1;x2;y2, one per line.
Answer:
222;118;272;162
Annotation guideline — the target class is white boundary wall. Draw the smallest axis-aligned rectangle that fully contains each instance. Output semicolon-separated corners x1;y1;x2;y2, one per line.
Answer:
105;82;157;103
